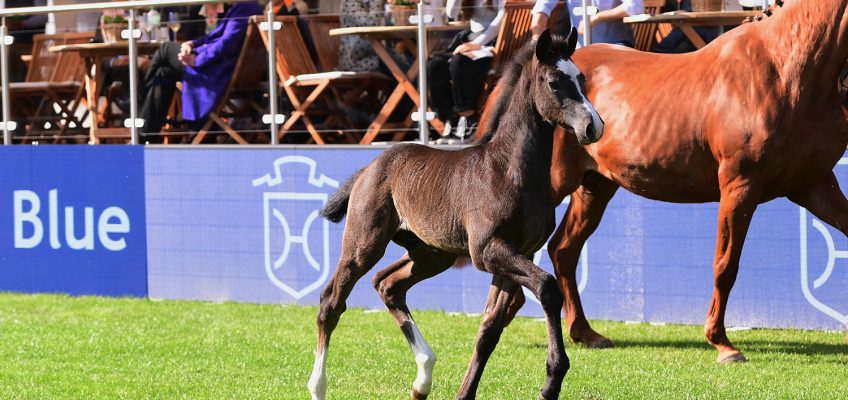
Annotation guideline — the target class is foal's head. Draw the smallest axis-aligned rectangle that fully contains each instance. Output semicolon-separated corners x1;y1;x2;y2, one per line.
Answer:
529;29;604;144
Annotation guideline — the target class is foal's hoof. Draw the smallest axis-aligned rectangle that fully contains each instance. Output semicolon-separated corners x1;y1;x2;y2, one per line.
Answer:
411;389;428;400
717;351;748;364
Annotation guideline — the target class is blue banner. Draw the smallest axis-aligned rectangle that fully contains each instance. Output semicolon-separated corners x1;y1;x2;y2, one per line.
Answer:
145;147;848;331
0;146;148;297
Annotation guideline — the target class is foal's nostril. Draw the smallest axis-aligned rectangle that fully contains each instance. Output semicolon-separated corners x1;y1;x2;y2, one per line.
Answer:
586;123;596;140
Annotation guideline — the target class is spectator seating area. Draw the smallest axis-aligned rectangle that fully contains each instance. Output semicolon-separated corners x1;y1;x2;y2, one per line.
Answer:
3;1;679;145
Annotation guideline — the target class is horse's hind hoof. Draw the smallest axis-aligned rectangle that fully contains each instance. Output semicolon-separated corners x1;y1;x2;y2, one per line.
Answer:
717;351;748;364
411;389;428;400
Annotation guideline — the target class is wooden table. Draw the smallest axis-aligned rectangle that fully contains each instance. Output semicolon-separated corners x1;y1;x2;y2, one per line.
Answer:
329;25;466;144
49;41;160;143
624;11;759;49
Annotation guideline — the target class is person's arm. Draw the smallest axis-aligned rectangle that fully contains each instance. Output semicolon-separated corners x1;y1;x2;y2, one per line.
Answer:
578;0;644;35
446;0;461;20
191;16;249;68
469;0;507;45
530;0;561;39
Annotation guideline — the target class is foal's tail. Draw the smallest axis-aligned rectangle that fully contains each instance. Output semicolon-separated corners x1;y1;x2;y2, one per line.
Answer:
320;168;364;223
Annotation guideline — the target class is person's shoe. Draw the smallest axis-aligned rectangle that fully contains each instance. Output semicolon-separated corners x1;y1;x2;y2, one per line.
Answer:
455;116;468;141
434;120;455;144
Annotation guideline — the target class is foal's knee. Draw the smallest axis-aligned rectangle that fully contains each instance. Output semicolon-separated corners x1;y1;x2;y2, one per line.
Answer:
539;275;564;311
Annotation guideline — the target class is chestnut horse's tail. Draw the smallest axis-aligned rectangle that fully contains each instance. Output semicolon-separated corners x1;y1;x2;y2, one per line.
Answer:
320;168;364;223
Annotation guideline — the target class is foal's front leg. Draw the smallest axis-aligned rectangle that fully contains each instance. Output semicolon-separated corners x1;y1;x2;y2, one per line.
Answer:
473;238;569;400
456;275;519;399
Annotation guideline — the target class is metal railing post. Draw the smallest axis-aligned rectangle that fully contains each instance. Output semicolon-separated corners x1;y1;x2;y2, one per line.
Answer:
582;0;592;46
416;1;429;144
1;18;13;145
127;8;140;144
266;8;279;145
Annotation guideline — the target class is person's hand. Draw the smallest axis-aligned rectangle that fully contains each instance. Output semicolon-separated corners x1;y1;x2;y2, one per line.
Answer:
576;14;599;36
453;42;482;55
179;41;193;58
178;51;196;67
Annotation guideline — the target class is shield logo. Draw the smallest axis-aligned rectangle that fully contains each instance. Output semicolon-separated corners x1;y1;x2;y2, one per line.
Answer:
799;158;848;326
253;156;339;300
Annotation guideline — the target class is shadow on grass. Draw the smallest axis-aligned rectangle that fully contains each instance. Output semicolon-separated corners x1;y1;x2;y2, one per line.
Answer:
599;338;848;358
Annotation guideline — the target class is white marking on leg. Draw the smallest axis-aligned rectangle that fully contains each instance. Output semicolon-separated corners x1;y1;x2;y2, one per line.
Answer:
407;321;436;396
556;59;605;139
307;347;328;400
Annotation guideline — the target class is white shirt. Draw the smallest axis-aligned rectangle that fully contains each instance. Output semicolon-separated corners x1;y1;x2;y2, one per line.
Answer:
446;0;507;45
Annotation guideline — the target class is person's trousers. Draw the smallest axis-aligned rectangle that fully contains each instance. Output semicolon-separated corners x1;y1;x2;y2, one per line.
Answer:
140;41;184;135
427;52;492;121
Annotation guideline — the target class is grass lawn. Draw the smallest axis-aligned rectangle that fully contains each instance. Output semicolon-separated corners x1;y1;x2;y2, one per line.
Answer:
0;293;845;399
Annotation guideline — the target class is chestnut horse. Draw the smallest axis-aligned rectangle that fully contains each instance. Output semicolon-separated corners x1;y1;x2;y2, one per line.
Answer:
480;0;848;364
307;30;603;400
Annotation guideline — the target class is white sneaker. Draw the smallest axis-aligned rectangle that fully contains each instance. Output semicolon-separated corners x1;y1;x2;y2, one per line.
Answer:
455;116;468;141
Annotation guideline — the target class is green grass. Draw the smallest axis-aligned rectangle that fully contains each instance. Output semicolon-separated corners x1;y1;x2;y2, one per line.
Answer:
0;293;845;399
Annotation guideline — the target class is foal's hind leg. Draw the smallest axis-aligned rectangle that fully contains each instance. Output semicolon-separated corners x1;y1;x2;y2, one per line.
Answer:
456;275;519;400
372;246;456;400
548;175;618;348
308;213;394;399
474;238;569;400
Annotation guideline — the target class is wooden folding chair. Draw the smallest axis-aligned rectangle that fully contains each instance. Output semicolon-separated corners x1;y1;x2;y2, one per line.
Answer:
255;15;392;144
299;14;341;71
8;32;94;142
633;0;672;52
191;20;268;144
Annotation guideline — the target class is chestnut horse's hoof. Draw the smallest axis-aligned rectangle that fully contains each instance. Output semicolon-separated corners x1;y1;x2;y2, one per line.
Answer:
572;331;614;349
717;351;748;364
585;337;614;349
412;389;428;400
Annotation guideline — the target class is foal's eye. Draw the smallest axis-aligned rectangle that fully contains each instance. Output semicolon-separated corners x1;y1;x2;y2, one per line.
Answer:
547;80;559;91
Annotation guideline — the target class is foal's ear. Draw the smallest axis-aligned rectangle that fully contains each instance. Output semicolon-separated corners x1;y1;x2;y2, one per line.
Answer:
535;29;556;65
566;27;578;57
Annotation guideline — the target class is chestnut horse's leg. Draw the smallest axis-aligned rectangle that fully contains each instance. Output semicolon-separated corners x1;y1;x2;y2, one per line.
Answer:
788;172;848;236
308;211;394;400
456;275;519;400
548;175;618;348
705;179;760;364
372;247;456;400
474;238;569;400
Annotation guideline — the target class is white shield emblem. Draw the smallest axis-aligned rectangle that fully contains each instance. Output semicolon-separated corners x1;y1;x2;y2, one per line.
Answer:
253;156;339;299
799;158;848;326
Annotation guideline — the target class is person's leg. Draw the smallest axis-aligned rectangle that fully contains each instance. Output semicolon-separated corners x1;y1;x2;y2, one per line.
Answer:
449;54;491;117
426;53;455;123
141;42;184;135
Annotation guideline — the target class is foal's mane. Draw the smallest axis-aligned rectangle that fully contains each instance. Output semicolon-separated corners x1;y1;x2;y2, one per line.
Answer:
475;35;570;144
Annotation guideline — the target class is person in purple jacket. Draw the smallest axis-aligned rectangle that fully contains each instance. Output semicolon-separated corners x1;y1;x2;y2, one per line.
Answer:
140;2;264;137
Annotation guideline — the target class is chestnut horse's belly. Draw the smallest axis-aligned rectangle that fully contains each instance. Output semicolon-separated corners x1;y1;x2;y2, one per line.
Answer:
587;136;721;203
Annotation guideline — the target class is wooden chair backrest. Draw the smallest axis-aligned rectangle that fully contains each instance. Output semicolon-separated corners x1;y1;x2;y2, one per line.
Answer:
491;1;535;75
255;16;319;80
25;32;93;83
210;20;267;111
633;0;667;51
299;14;341;71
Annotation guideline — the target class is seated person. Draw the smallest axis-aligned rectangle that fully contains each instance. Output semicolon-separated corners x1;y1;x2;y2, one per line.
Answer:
429;0;506;143
653;0;725;53
338;0;387;72
568;0;644;47
140;1;264;137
